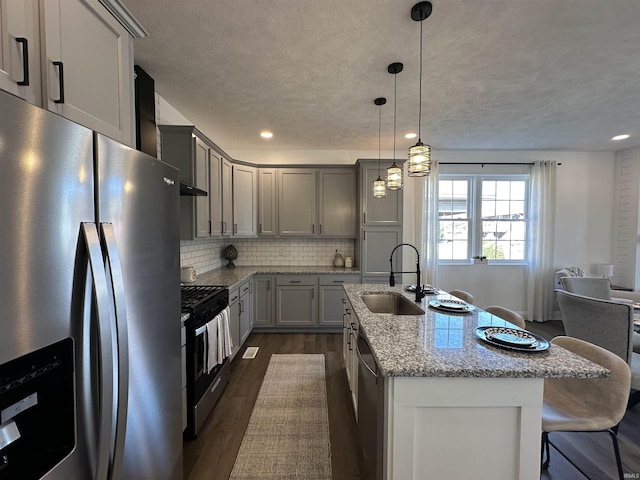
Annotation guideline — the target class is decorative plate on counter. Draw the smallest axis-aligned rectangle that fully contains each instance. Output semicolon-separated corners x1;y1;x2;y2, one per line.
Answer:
474;326;550;352
406;284;438;294
428;299;475;312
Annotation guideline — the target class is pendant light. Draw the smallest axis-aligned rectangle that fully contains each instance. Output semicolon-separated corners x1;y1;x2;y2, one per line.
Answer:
408;1;433;177
387;62;403;190
373;97;387;198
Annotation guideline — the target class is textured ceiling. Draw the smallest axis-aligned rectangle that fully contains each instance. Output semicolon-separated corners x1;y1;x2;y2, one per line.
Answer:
123;0;640;155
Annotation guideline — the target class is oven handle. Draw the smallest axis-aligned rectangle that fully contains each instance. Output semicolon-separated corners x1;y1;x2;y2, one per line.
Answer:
195;324;207;336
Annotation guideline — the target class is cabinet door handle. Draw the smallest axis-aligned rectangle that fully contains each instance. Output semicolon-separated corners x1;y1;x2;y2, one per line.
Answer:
53;61;65;103
208;220;212;234
333;280;344;284
363;231;366;241
312;224;315;234
363;213;366;223
234;223;238;234
319;224;322;234
230;295;239;302
259;223;262;233
289;280;301;284
16;38;29;86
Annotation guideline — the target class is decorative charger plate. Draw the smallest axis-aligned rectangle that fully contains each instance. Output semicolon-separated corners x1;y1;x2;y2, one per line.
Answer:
429;299;475;312
474;326;550;352
406;284;438;294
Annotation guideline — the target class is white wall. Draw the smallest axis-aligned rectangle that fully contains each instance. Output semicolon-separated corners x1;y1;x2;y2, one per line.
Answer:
415;150;615;318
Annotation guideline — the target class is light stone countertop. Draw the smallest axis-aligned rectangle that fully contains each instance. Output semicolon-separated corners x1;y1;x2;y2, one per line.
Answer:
187;265;361;290
343;283;609;379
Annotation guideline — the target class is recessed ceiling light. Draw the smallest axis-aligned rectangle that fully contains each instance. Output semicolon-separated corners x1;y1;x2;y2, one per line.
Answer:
260;131;273;139
611;134;630;141
404;132;417;139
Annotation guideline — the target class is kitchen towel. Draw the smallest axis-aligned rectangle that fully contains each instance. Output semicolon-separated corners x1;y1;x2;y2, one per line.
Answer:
217;307;233;363
205;317;219;374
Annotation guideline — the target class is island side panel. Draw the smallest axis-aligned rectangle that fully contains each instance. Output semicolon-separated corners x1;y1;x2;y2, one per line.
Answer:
386;376;543;480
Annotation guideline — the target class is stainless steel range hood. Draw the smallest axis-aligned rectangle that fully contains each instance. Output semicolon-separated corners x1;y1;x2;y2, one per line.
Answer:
180;182;207;196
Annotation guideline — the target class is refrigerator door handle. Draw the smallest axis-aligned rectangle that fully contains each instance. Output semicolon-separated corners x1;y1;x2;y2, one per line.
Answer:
100;223;130;480
80;223;115;480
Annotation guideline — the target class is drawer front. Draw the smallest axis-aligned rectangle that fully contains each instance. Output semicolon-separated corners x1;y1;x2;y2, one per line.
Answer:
318;274;361;286
276;275;317;286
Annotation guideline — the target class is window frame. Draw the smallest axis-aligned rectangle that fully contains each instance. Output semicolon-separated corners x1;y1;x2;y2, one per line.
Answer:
437;173;529;266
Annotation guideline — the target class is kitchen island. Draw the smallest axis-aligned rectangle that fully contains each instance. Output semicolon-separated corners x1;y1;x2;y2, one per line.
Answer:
343;284;608;480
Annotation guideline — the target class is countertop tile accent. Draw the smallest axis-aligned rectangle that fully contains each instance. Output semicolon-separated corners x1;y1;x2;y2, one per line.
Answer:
186;266;361;290
344;284;609;380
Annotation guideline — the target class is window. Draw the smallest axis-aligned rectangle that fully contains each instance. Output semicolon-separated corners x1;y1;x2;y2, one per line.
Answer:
438;175;528;263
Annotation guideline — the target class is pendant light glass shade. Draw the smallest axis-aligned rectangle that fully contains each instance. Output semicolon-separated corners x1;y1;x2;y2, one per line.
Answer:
373;97;387;198
408;141;431;176
386;164;403;189
408;1;433;178
373;177;387;198
387;62;403;190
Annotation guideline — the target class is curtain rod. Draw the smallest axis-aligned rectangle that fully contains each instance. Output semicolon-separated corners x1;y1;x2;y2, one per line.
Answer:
438;162;562;166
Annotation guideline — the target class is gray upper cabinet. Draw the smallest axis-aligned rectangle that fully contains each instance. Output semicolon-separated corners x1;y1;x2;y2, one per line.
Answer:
232;163;257;237
318;169;356;237
41;0;136;146
1;0;141;145
276;167;356;238
361;227;403;283
221;158;233;236
361;160;403;225
159;125;212;240
358;159;403;283
209;153;222;237
258;168;277;236
278;168;317;236
0;0;41;105
194;137;210;238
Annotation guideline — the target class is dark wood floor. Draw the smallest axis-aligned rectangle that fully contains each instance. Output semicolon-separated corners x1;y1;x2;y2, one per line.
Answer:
183;333;362;480
183;324;640;480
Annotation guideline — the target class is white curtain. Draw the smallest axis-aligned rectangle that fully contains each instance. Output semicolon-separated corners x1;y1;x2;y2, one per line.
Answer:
526;161;557;322
420;162;439;287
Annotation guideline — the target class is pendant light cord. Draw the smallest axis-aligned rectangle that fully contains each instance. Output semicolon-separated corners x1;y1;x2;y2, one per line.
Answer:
393;72;397;161
418;18;423;141
378;105;382;175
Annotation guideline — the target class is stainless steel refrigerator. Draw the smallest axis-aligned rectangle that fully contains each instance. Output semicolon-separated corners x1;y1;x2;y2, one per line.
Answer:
0;90;183;480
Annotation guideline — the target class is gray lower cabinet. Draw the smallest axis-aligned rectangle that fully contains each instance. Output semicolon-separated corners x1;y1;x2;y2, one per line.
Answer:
254;275;275;327
239;279;252;344
319;275;360;326
228;285;240;359
254;274;360;329
276;275;318;326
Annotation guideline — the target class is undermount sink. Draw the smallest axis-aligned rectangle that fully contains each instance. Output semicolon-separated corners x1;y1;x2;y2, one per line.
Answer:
360;292;425;315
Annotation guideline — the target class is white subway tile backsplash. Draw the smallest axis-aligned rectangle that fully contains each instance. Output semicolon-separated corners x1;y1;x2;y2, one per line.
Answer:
180;237;356;274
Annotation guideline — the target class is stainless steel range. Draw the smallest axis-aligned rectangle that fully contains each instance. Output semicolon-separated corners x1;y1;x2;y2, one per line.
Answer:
181;286;230;439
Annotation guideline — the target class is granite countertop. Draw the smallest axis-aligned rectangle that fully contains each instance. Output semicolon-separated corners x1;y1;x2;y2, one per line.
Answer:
187;265;361;290
343;284;609;380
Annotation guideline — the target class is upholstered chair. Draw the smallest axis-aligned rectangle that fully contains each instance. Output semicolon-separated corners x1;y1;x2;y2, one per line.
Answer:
559;277;640;354
448;289;473;304
484;306;526;329
555;290;640;409
542;336;631;479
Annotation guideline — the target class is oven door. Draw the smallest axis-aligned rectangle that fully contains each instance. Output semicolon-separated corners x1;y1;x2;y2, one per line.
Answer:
191;323;224;402
186;320;230;438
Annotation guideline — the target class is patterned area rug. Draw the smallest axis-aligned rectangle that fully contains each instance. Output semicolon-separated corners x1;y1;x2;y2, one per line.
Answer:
229;354;332;479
